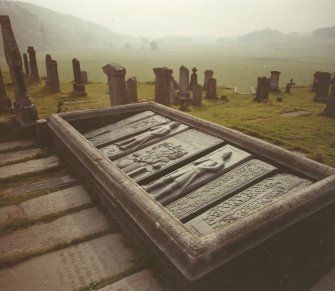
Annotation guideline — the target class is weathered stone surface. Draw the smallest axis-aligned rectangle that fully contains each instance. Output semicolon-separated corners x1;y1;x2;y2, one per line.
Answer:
206;77;217;99
0;208;109;262
203;70;214;90
314;72;331;103
311;265;335;291
89;114;170;148
81;70;88;84
0;148;44;166
103;63;127;106
102;121;188;159
0;185;92;229
178;65;190;97
84;111;155;139
153;67;173;106
3;175;77;198
115;129;224;182
325;75;335;117
270;70;281;92
27;46;39;82
127;76;138;103
22;52;29;75
255;76;270;102
0;234;136;291
72;58;86;96
0;65;12;112
0;139;35;153
144;145;251;205
192;84;202;107
186;174;312;236
189;67;198;90
98;269;163;291
167;159;277;221
0;156;59;181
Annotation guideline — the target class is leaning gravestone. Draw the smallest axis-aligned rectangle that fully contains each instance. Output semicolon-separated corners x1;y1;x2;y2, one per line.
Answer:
0;15;37;126
47;103;335;291
72;58;87;96
0;65;12;112
27;46;39;82
314;72;331;103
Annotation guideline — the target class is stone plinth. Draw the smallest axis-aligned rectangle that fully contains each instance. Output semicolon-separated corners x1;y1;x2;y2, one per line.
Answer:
27;46;39;82
72;58;87;96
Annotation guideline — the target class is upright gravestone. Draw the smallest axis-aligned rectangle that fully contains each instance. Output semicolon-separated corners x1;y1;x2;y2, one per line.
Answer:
285;78;295;94
314;72;331;103
49;60;60;92
0;16;37;125
81;71;88;84
22;53;29;76
126;77;138;103
189;67;198;90
0;66;12;112
72;58;87;96
45;54;52;86
270;71;281;92
255;76;270;102
103;63;127;106
27;46;39;82
311;71;322;92
203;70;214;90
178;65;190;98
324;75;335;117
206;77;217;99
169;77;178;105
153;67;173;107
192;84;202;107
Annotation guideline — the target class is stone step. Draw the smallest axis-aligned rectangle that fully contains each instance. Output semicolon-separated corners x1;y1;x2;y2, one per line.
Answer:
0;148;45;167
0;185;92;230
0;139;36;153
2;175;77;199
0;208;110;264
0;156;59;181
98;269;163;291
0;234;137;291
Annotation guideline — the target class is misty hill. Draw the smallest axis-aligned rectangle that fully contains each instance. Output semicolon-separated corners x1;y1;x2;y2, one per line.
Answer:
313;26;335;38
0;0;138;53
236;29;300;43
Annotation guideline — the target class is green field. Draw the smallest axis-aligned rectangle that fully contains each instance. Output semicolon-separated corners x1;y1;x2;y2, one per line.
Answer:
1;44;335;92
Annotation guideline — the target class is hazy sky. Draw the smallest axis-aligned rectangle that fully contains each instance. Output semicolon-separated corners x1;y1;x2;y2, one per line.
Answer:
9;0;335;38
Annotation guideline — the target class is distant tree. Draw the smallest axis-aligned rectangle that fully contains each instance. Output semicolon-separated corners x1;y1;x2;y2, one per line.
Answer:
150;41;158;51
313;26;335;38
125;43;131;49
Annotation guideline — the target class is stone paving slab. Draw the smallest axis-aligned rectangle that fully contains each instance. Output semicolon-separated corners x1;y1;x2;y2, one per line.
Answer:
0;156;59;181
0;185;92;229
0;208;109;262
2;175;77;199
0;234;137;291
98;269;163;291
0;148;45;167
0;140;36;153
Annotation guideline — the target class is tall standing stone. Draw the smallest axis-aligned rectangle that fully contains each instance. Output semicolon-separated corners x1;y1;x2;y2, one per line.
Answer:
192;84;202;107
311;71;322;92
189;67;198;90
27;46;39;82
206;77;217;99
153;67;173;107
49;60;60;92
178;65;190;98
169;77;178;105
0;66;12;112
324;75;335;117
72;58;87;96
81;71;88;84
45;54;52;85
314;72;331;103
270;71;281;92
255;76;270;102
126;77;138;103
0;15;37;125
22;53;29;76
103;63;127;106
203;70;214;90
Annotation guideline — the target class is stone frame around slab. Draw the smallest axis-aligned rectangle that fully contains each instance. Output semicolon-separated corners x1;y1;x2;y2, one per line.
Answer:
46;102;335;290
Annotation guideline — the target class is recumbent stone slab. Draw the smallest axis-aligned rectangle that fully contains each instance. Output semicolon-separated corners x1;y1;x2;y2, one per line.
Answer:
0;208;109;262
186;174;312;236
0;139;36;153
0;185;92;229
0;156;59;181
101;121;189;160
115;129;224;183
83;110;155;139
3;175;77;198
88;113;171;148
144;145;252;206
98;269;164;291
167;159;277;222
0;234;136;291
0;148;44;166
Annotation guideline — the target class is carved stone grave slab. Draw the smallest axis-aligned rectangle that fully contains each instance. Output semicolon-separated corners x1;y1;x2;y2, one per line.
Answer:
186;174;312;236
144;145;252;205
88;113;170;148
101;121;189;160
115;129;224;183
167;159;277;222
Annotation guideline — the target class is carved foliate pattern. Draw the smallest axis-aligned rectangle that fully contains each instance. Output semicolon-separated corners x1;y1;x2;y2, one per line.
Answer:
167;159;276;220
83;111;155;139
89;114;170;146
187;174;311;235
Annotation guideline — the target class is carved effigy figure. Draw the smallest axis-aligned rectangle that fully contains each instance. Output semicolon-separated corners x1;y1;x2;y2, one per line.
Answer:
143;151;232;200
115;121;180;151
